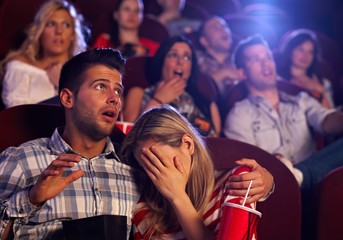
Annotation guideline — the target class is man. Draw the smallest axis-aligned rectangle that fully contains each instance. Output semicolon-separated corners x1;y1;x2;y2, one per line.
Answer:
197;16;242;97
156;0;202;36
0;47;274;239
223;34;343;191
0;49;143;239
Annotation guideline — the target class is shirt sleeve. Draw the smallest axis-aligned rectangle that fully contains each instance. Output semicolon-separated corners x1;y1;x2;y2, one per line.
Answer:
223;102;256;145
0;148;42;221
299;92;336;133
2;64;32;108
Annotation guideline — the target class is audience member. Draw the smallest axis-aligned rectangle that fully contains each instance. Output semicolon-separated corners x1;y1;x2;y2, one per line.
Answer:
123;36;222;136
197;16;242;98
155;0;202;36
121;105;274;239
92;0;159;57
223;35;343;193
0;48;143;239
277;29;334;108
0;0;88;108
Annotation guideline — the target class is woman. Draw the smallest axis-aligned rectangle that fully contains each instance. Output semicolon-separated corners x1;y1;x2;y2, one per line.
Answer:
121;105;274;239
124;36;221;136
92;0;159;57
0;0;88;108
278;29;334;108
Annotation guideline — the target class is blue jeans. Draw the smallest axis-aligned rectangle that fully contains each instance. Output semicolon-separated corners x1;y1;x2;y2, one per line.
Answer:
296;136;343;191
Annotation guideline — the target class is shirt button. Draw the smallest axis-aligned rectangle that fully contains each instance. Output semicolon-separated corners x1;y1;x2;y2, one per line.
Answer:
95;187;99;192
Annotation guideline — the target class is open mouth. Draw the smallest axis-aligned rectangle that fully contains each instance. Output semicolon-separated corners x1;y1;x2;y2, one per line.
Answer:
102;110;116;122
103;111;114;117
174;70;183;77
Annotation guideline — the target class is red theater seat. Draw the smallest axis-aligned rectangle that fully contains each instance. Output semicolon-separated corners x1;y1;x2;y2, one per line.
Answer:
206;137;302;240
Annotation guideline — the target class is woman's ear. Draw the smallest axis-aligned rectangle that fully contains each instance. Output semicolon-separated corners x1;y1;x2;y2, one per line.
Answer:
181;134;195;155
60;88;74;109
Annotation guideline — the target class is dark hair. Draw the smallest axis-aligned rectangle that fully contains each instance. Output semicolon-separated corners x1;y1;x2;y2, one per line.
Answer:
59;48;126;95
232;34;270;69
109;0;144;47
196;15;221;51
148;36;198;85
278;29;320;79
148;36;211;119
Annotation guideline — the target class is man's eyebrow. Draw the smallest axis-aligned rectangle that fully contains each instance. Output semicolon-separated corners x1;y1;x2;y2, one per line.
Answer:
115;82;124;91
91;79;124;89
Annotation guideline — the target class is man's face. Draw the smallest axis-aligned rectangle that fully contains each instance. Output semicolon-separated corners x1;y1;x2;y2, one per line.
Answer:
241;44;277;90
157;0;185;11
69;65;124;141
201;17;232;52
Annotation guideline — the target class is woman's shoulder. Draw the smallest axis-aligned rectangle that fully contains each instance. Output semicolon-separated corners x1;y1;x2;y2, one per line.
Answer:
10;55;33;65
5;57;46;76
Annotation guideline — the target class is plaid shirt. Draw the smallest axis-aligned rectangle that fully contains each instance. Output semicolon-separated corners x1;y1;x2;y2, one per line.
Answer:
0;128;143;239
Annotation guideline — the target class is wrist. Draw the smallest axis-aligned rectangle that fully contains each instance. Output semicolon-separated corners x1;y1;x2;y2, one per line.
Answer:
28;186;44;206
152;96;164;105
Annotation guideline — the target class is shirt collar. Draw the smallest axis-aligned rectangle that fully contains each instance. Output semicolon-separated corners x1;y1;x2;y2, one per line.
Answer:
248;91;299;107
48;128;118;160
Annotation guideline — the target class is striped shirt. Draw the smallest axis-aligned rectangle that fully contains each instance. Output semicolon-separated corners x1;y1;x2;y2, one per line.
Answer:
0;128;143;239
132;167;257;239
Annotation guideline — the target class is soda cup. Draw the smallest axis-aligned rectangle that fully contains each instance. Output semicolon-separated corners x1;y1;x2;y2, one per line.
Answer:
217;202;261;240
115;121;134;135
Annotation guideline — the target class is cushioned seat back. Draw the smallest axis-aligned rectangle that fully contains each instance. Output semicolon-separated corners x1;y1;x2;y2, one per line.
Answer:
205;137;302;240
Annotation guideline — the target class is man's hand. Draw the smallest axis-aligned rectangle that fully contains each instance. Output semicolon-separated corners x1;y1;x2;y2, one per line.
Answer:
228;158;274;204
29;154;84;205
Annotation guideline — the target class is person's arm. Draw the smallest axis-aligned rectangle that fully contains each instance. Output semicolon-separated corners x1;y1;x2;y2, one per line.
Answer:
123;87;145;122
322;111;343;135
228;159;274;204
2;62;33;108
140;146;216;240
209;102;221;136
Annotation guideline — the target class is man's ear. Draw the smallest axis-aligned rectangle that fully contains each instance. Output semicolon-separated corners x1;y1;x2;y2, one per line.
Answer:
199;36;208;49
181;134;195;155
60;88;74;109
237;68;247;80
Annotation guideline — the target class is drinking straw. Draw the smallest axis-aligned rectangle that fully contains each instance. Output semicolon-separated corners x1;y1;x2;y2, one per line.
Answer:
242;180;253;206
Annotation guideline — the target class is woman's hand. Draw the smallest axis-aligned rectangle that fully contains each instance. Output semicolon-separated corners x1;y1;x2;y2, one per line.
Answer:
153;76;187;104
139;145;189;202
228;158;274;204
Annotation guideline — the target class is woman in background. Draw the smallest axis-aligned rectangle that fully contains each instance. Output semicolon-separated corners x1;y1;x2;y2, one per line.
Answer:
0;0;88;108
278;29;334;108
124;36;221;136
92;0;159;58
121;105;274;239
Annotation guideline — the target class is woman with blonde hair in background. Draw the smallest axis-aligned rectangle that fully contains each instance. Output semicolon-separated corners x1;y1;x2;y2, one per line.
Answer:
121;105;274;239
0;0;88;108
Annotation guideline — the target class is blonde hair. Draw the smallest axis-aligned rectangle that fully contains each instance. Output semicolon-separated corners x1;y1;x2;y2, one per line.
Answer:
0;0;88;76
121;105;215;237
